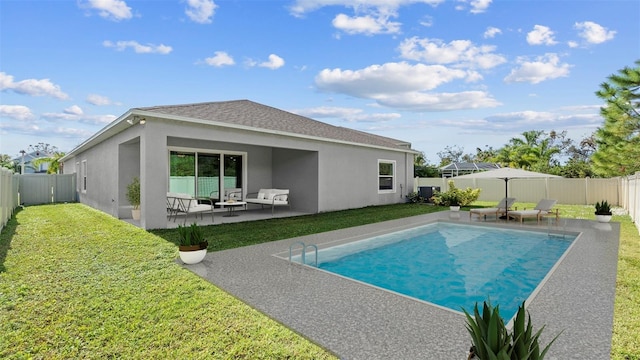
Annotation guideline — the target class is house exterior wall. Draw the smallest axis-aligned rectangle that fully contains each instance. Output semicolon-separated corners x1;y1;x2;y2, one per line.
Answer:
63;116;414;229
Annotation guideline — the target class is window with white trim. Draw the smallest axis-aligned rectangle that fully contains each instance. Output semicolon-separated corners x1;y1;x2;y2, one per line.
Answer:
81;160;87;193
378;160;395;192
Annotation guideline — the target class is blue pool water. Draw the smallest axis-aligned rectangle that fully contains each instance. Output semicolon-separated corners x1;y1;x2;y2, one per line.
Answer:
315;222;575;320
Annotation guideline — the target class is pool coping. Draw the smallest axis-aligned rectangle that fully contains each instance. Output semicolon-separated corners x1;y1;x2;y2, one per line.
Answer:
184;211;620;360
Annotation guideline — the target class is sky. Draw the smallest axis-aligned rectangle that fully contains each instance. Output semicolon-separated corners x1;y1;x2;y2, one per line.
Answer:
1;0;639;164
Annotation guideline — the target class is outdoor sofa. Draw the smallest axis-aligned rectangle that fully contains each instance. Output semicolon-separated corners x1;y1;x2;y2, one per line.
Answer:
245;189;290;214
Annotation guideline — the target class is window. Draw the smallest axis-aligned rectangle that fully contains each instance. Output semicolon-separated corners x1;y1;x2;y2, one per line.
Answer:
81;160;87;193
378;160;395;192
168;149;245;201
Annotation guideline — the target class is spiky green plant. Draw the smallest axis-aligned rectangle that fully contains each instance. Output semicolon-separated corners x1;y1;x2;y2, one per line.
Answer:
594;200;612;215
464;301;562;360
463;301;511;359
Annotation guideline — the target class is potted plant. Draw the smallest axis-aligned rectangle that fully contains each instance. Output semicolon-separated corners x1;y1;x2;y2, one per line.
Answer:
594;200;613;223
178;223;208;264
126;176;141;220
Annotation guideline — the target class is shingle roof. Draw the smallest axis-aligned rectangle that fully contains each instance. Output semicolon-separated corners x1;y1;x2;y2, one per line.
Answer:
134;100;413;151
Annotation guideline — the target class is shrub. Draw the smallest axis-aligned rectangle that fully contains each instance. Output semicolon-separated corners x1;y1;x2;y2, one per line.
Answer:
431;180;480;206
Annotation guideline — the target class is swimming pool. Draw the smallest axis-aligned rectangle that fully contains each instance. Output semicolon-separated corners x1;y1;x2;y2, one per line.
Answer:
304;222;576;320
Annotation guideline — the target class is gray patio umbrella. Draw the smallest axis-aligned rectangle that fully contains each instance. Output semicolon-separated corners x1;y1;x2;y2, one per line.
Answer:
454;167;561;219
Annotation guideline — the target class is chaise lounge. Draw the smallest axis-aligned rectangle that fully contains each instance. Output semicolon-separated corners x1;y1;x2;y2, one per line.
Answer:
469;197;516;221
508;199;559;224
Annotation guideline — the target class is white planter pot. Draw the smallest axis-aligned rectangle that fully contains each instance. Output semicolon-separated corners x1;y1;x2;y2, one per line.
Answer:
449;206;460;212
179;249;207;265
131;209;141;220
595;214;612;223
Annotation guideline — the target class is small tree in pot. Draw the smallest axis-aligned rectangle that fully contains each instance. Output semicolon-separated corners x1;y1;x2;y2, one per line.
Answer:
177;223;208;264
126;177;141;220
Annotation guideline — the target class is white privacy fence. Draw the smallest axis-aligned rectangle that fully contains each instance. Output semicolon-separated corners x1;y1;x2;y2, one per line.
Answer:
416;177;621;205
0;168;20;232
416;173;640;234
621;172;640;231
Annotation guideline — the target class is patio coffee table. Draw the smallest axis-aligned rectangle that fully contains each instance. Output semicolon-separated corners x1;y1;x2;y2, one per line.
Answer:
214;201;247;217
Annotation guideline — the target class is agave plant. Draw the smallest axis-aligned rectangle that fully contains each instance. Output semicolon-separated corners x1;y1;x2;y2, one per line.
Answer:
594;200;612;215
463;301;511;359
463;301;561;360
511;302;562;360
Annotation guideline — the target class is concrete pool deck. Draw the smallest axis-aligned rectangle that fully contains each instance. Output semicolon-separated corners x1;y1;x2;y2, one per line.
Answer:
183;211;620;359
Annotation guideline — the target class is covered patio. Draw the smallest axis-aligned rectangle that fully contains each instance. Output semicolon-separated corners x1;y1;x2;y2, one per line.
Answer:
124;206;311;229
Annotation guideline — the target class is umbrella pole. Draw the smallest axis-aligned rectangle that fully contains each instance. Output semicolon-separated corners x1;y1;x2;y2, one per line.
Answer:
504;178;509;221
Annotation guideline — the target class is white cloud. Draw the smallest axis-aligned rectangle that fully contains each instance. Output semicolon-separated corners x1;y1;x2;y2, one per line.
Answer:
64;105;84;116
103;40;173;54
289;0;444;35
567;41;579;48
185;0;217;24
259;54;285;69
80;0;132;21
574;21;616;44
315;62;500;111
316;62;467;95
375;91;501;111
42;109;116;125
454;0;492;14
0;105;34;121
289;0;445;17
292;106;401;122
0;72;69;100
332;13;401;35
86;94;118;106
204;51;235;67
398;37;506;69
527;25;558;45
469;0;492;14
504;53;571;84
483;26;501;39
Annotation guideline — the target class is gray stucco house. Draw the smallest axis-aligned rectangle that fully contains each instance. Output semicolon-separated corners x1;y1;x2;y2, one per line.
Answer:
61;100;417;229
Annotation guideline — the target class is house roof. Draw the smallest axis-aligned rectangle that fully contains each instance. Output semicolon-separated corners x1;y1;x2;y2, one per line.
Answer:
439;162;501;171
62;100;416;162
134;100;413;151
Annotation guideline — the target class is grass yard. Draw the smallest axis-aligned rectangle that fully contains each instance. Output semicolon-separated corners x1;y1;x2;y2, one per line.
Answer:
1;202;639;359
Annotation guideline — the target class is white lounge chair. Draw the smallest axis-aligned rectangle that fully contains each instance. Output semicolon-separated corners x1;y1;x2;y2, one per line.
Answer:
508;199;559;224
469;197;516;221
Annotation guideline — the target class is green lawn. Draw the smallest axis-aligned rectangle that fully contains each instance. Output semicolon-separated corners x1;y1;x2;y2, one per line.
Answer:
1;202;639;359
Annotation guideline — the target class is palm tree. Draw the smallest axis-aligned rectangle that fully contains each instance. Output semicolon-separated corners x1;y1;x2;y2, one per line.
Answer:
31;152;65;174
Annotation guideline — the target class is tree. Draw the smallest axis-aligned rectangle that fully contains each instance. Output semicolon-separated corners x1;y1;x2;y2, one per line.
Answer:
31;151;65;174
436;145;465;166
592;60;640;177
494;130;562;172
27;143;64;174
0;154;16;171
414;151;439;177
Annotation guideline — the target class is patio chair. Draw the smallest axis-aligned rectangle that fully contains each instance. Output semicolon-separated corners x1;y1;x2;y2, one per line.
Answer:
167;192;214;224
508;199;559;224
469;197;516;221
